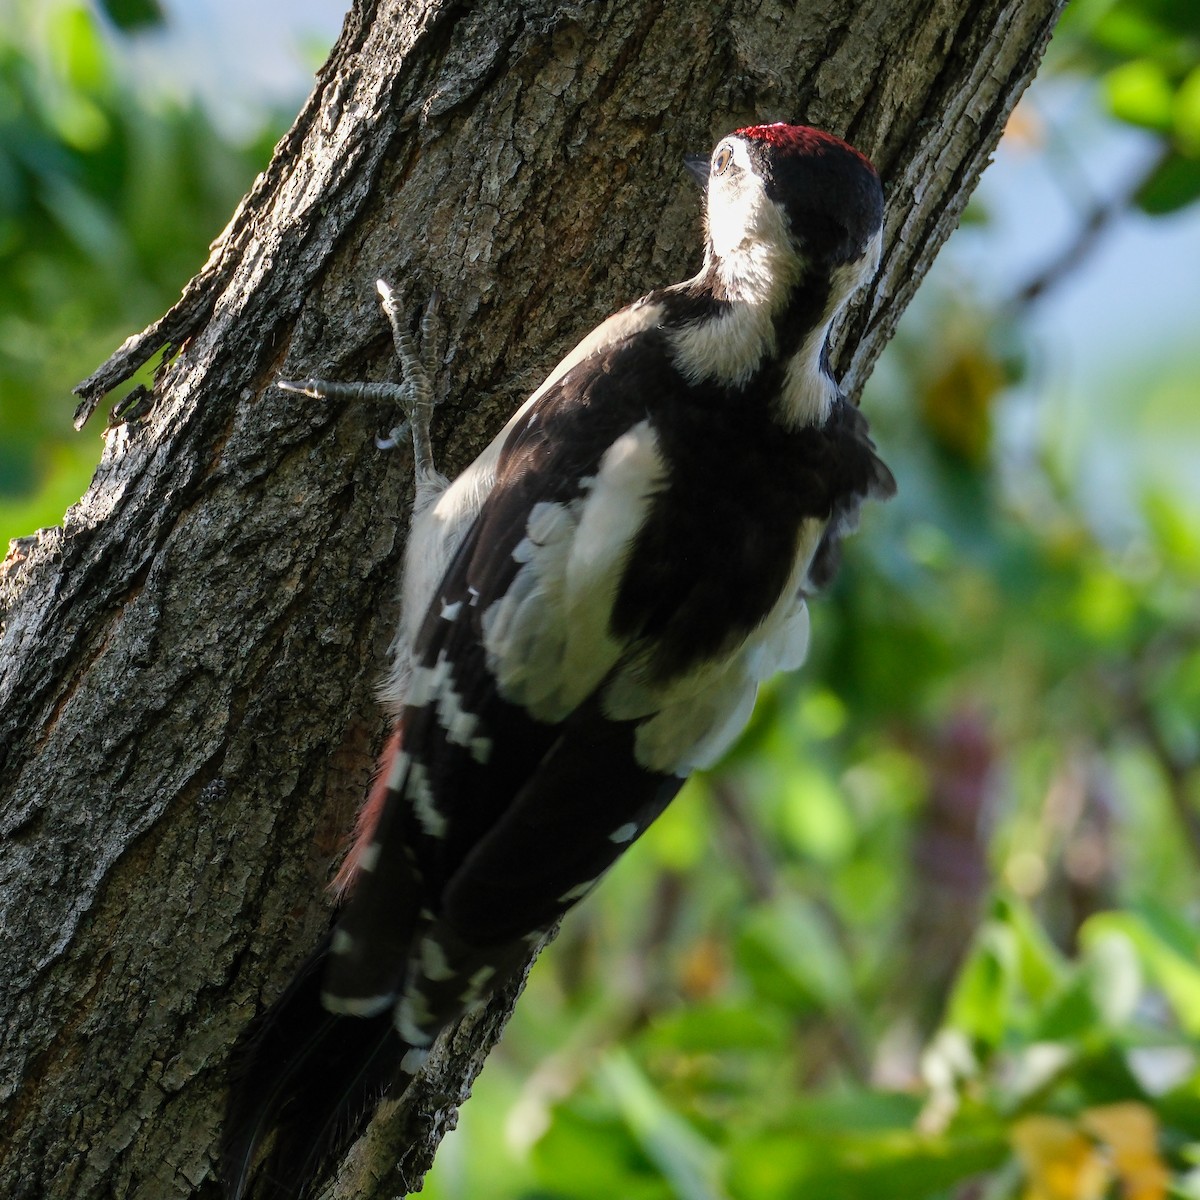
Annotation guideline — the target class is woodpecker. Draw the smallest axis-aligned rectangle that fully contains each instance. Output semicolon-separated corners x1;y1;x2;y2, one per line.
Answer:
222;123;894;1199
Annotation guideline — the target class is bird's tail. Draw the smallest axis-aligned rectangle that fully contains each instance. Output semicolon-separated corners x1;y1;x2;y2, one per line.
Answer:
220;933;415;1200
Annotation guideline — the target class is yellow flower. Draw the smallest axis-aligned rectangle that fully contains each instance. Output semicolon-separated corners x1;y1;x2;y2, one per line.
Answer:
1010;1104;1169;1200
1081;1103;1170;1200
1011;1115;1109;1200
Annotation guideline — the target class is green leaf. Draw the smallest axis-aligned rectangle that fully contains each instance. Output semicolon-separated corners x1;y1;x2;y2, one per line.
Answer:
1034;931;1141;1041
778;762;857;865
1104;59;1175;131
1175;63;1200;153
941;892;1090;1049
1143;488;1200;570
736;895;855;1013
1073;567;1137;641
48;3;110;93
1130;0;1200;39
596;1053;726;1200
639;776;709;870
1093;0;1200;49
768;1090;925;1135
1135;151;1200;214
728;1125;1009;1200
97;0;165;32
1091;6;1170;56
0;441;98;543
644;1003;789;1056
946;921;1019;1045
532;1103;673;1200
1158;1070;1200;1138
1084;923;1145;1027
997;895;1069;1003
1082;909;1200;1036
1034;975;1107;1043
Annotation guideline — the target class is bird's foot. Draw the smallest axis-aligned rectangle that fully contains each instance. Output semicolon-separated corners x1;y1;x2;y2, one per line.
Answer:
277;280;444;490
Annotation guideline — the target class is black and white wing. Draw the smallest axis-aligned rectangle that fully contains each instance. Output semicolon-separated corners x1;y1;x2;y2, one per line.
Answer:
323;328;688;1031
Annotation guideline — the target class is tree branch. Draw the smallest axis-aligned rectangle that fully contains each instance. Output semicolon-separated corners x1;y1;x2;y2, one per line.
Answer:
1010;143;1172;311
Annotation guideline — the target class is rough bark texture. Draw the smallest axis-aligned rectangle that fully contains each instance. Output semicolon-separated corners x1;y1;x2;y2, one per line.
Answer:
0;1;1062;1196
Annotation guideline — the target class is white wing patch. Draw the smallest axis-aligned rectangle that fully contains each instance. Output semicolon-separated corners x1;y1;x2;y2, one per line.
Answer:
480;498;579;718
632;661;759;774
355;842;383;874
407;759;445;837
322;991;393;1018
400;1046;430;1073
394;991;435;1046
381;456;495;711
380;300;666;711
418;935;455;982
482;421;664;722
561;425;663;702
385;748;411;791
604;516;825;775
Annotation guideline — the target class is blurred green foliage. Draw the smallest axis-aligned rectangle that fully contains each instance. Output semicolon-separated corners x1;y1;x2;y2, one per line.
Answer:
0;0;276;541
1059;0;1200;211
3;1;1198;1198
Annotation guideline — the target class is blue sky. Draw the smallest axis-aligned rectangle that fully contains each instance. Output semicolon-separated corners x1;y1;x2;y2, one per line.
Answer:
969;85;1200;531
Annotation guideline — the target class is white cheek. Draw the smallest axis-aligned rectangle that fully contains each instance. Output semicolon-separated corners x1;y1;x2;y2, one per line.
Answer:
831;228;882;304
706;175;763;260
704;174;802;308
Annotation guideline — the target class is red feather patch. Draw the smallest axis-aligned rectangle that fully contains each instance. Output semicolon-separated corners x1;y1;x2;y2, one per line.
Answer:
736;122;876;172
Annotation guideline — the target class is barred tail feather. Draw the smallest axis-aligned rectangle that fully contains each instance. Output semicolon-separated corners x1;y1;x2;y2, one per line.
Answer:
221;934;419;1200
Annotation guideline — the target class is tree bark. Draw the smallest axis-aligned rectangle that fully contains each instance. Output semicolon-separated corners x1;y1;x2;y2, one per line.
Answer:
0;0;1062;1196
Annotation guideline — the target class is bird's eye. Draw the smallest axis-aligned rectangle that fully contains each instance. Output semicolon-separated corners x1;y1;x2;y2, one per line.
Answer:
712;145;734;176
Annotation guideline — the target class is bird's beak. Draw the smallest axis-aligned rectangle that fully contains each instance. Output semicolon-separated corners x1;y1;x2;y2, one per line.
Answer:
684;154;710;189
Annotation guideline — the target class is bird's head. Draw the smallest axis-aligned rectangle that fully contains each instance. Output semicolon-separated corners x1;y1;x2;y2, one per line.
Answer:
687;123;884;306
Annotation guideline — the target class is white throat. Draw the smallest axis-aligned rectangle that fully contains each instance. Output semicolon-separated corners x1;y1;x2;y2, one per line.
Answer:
669;172;804;392
668;145;881;429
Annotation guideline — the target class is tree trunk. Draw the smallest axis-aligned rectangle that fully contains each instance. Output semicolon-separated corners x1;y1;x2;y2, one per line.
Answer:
0;0;1062;1196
